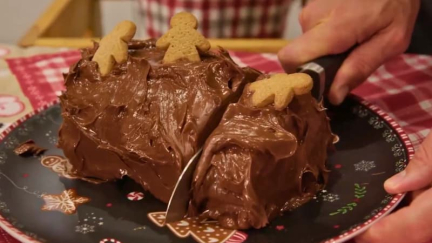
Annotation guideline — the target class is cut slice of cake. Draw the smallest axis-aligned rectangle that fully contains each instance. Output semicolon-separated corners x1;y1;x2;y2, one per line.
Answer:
188;74;337;229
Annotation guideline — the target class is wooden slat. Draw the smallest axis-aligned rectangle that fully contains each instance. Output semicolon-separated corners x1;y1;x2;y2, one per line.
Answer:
209;38;289;53
19;0;102;47
43;0;98;38
34;38;290;53
18;0;73;47
34;38;99;48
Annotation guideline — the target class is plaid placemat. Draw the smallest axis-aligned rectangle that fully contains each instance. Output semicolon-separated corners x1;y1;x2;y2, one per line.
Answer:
138;0;292;38
0;46;431;242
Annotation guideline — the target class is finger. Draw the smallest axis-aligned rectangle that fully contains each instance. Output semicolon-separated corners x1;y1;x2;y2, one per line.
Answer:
328;22;412;105
356;188;432;243
411;187;430;200
327;33;388;104
277;21;356;73
385;132;432;194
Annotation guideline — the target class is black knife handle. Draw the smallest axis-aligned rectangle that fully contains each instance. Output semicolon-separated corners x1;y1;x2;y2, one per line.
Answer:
297;49;354;100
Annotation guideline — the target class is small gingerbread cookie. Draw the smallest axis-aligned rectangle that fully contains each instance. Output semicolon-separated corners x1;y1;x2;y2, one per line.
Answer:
246;73;313;110
156;12;210;63
93;20;136;76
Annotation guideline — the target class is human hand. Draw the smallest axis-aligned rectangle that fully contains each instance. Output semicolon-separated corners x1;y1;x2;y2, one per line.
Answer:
278;0;420;105
355;132;432;243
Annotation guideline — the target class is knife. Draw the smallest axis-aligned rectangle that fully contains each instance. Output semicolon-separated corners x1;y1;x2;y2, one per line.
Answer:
164;50;352;224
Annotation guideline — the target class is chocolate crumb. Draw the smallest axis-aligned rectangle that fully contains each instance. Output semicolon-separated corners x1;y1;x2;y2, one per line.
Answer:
14;140;47;156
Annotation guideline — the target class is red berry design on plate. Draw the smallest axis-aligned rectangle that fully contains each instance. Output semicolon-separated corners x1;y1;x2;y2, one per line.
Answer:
334;164;342;169
106;203;112;207
100;239;121;243
127;191;144;201
276;225;284;231
226;231;248;243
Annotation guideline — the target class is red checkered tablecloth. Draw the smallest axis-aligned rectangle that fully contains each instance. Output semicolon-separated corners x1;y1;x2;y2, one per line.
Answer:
0;48;431;242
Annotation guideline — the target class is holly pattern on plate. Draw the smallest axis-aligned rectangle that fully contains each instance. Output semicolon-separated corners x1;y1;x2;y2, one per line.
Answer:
382;130;396;143
148;212;247;243
329;183;367;216
395;158;407;172
392;144;404;157
0;151;6;164
368;117;384;129
352;106;368;118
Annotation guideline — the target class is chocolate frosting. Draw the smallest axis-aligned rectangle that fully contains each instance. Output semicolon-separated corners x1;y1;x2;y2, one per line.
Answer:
58;39;260;203
14;139;47;156
188;86;335;229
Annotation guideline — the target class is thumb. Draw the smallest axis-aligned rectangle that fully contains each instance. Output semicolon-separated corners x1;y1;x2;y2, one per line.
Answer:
356;187;432;243
328;27;408;105
385;132;432;194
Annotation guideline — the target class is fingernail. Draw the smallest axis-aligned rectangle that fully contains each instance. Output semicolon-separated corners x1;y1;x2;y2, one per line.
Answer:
338;85;349;101
385;170;406;188
329;85;349;105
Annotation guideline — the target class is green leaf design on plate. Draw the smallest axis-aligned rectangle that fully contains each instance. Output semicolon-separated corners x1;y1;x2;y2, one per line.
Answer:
354;183;366;198
329;184;367;216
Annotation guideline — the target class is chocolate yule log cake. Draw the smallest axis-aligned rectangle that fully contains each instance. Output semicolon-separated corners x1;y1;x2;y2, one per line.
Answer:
57;11;337;230
188;73;337;229
58;14;260;203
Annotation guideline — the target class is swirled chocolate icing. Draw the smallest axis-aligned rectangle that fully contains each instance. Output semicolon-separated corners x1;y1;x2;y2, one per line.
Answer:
58;39;260;203
188;84;335;229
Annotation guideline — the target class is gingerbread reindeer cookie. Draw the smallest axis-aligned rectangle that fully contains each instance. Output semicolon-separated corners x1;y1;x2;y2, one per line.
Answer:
156;12;211;63
246;73;313;110
93;20;136;76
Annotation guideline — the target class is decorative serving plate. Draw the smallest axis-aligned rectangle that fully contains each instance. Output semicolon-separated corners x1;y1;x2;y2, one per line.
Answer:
0;95;413;243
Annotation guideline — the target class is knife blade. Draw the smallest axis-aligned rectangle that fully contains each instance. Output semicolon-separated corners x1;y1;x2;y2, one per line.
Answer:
165;50;353;224
165;148;202;223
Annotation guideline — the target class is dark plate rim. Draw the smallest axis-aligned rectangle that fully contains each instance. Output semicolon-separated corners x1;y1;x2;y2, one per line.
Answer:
322;96;414;243
0;95;415;243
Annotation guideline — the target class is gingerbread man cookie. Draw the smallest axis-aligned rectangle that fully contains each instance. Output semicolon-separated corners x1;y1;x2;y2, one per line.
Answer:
148;212;247;243
93;20;136;76
156;12;211;63
246;73;313;110
41;155;103;183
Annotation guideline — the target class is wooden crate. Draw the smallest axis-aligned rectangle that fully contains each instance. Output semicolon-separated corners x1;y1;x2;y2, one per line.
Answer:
19;0;290;53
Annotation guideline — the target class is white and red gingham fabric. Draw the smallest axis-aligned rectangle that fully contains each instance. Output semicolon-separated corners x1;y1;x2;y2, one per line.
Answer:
0;50;431;242
5;51;81;109
138;0;292;38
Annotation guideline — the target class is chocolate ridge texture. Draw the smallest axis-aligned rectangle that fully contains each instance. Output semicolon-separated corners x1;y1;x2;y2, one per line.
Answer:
58;39;260;203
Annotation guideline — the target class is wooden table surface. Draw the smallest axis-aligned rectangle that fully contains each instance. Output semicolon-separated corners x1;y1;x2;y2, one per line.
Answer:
32;37;290;53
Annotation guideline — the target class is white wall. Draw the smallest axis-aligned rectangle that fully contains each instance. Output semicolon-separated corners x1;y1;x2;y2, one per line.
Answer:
286;0;303;39
0;0;54;43
0;0;303;44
